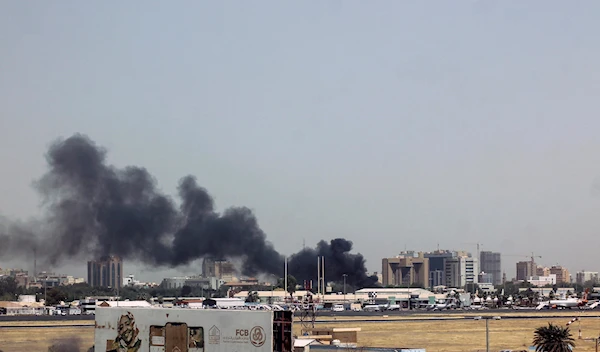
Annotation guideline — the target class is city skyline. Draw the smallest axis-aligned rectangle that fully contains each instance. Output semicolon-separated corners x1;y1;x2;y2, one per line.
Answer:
1;245;594;285
2;2;600;282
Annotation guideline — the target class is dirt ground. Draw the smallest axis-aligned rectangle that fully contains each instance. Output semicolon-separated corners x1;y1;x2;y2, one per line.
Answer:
0;326;94;352
1;313;600;352
299;318;600;352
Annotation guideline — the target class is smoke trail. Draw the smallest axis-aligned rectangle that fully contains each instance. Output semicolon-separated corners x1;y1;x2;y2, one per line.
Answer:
0;134;375;284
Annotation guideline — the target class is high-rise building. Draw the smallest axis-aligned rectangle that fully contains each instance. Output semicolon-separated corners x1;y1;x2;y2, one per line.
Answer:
516;261;534;281
536;266;550;277
479;251;502;286
202;258;216;277
444;256;479;288
576;271;599;285
382;252;429;288
479;272;494;284
87;256;123;289
549;266;570;285
424;250;470;288
201;257;235;281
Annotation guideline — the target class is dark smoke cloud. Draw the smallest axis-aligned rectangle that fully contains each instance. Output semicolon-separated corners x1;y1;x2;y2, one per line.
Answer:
0;134;375;285
288;239;378;289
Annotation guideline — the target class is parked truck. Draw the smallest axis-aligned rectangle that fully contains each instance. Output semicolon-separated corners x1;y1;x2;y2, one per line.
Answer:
94;307;293;352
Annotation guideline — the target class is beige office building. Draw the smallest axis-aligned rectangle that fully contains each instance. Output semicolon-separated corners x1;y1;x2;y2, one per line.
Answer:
382;252;429;288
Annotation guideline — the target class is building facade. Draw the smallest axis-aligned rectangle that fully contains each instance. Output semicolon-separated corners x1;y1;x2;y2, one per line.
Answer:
549;266;570;285
444;256;479;288
527;275;557;287
479;272;493;284
87;256;123;289
382;252;429;288
161;276;224;291
202;258;236;281
479;251;502;285
536;266;550;277
576;271;599;285
424;250;470;288
516;261;534;281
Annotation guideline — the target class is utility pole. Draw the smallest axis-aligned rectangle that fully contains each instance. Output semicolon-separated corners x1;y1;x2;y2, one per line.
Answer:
486;318;489;352
475;316;500;352
342;274;348;303
284;256;288;299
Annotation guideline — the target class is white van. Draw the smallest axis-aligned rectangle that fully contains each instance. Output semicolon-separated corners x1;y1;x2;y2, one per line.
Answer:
332;304;345;312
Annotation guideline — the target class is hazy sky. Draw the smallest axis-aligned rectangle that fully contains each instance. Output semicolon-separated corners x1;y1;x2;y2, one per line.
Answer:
1;1;600;282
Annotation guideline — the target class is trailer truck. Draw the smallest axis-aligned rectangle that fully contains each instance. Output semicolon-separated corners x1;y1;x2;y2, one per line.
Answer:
94;307;293;352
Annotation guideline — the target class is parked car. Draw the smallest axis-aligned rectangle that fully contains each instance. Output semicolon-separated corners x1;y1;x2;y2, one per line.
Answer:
332;304;345;312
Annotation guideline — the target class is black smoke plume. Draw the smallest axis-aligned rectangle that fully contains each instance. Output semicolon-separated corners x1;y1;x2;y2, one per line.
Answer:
288;239;378;289
0;134;376;286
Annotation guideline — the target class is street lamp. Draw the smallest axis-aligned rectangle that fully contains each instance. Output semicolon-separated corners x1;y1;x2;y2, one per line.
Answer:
474;316;501;352
342;274;348;303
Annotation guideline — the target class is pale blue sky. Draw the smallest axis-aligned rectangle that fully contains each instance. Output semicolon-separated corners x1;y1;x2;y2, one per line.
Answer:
1;1;600;281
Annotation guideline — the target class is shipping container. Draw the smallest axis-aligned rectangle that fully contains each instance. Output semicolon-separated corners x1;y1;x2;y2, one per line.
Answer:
94;307;293;352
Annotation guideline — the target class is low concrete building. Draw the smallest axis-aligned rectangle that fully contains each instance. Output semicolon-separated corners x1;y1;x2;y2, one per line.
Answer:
294;339;322;352
96;300;152;308
305;327;361;345
355;287;445;307
527;274;557;287
0;301;45;315
161;276;224;290
233;290;313;303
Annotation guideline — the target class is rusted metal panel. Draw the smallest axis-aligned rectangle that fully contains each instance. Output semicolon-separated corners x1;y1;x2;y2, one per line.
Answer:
165;323;188;352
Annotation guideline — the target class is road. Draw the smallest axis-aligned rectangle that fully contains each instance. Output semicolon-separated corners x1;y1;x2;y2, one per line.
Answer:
1;307;597;323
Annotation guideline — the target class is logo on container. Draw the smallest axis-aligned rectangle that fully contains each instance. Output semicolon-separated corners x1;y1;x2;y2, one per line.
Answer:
209;325;221;344
250;326;266;347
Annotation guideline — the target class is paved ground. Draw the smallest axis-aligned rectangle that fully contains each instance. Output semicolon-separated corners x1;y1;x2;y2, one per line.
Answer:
0;314;94;322
1;307;597;322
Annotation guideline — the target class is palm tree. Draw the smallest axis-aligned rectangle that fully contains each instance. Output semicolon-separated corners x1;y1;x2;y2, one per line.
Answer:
533;323;575;352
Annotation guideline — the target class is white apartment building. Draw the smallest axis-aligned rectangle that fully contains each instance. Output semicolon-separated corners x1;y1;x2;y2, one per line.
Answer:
444;256;479;287
576;271;599;285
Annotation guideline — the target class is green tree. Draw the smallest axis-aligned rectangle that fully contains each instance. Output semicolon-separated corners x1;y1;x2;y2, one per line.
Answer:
0;277;19;300
286;275;297;296
45;288;67;306
532;323;575;352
